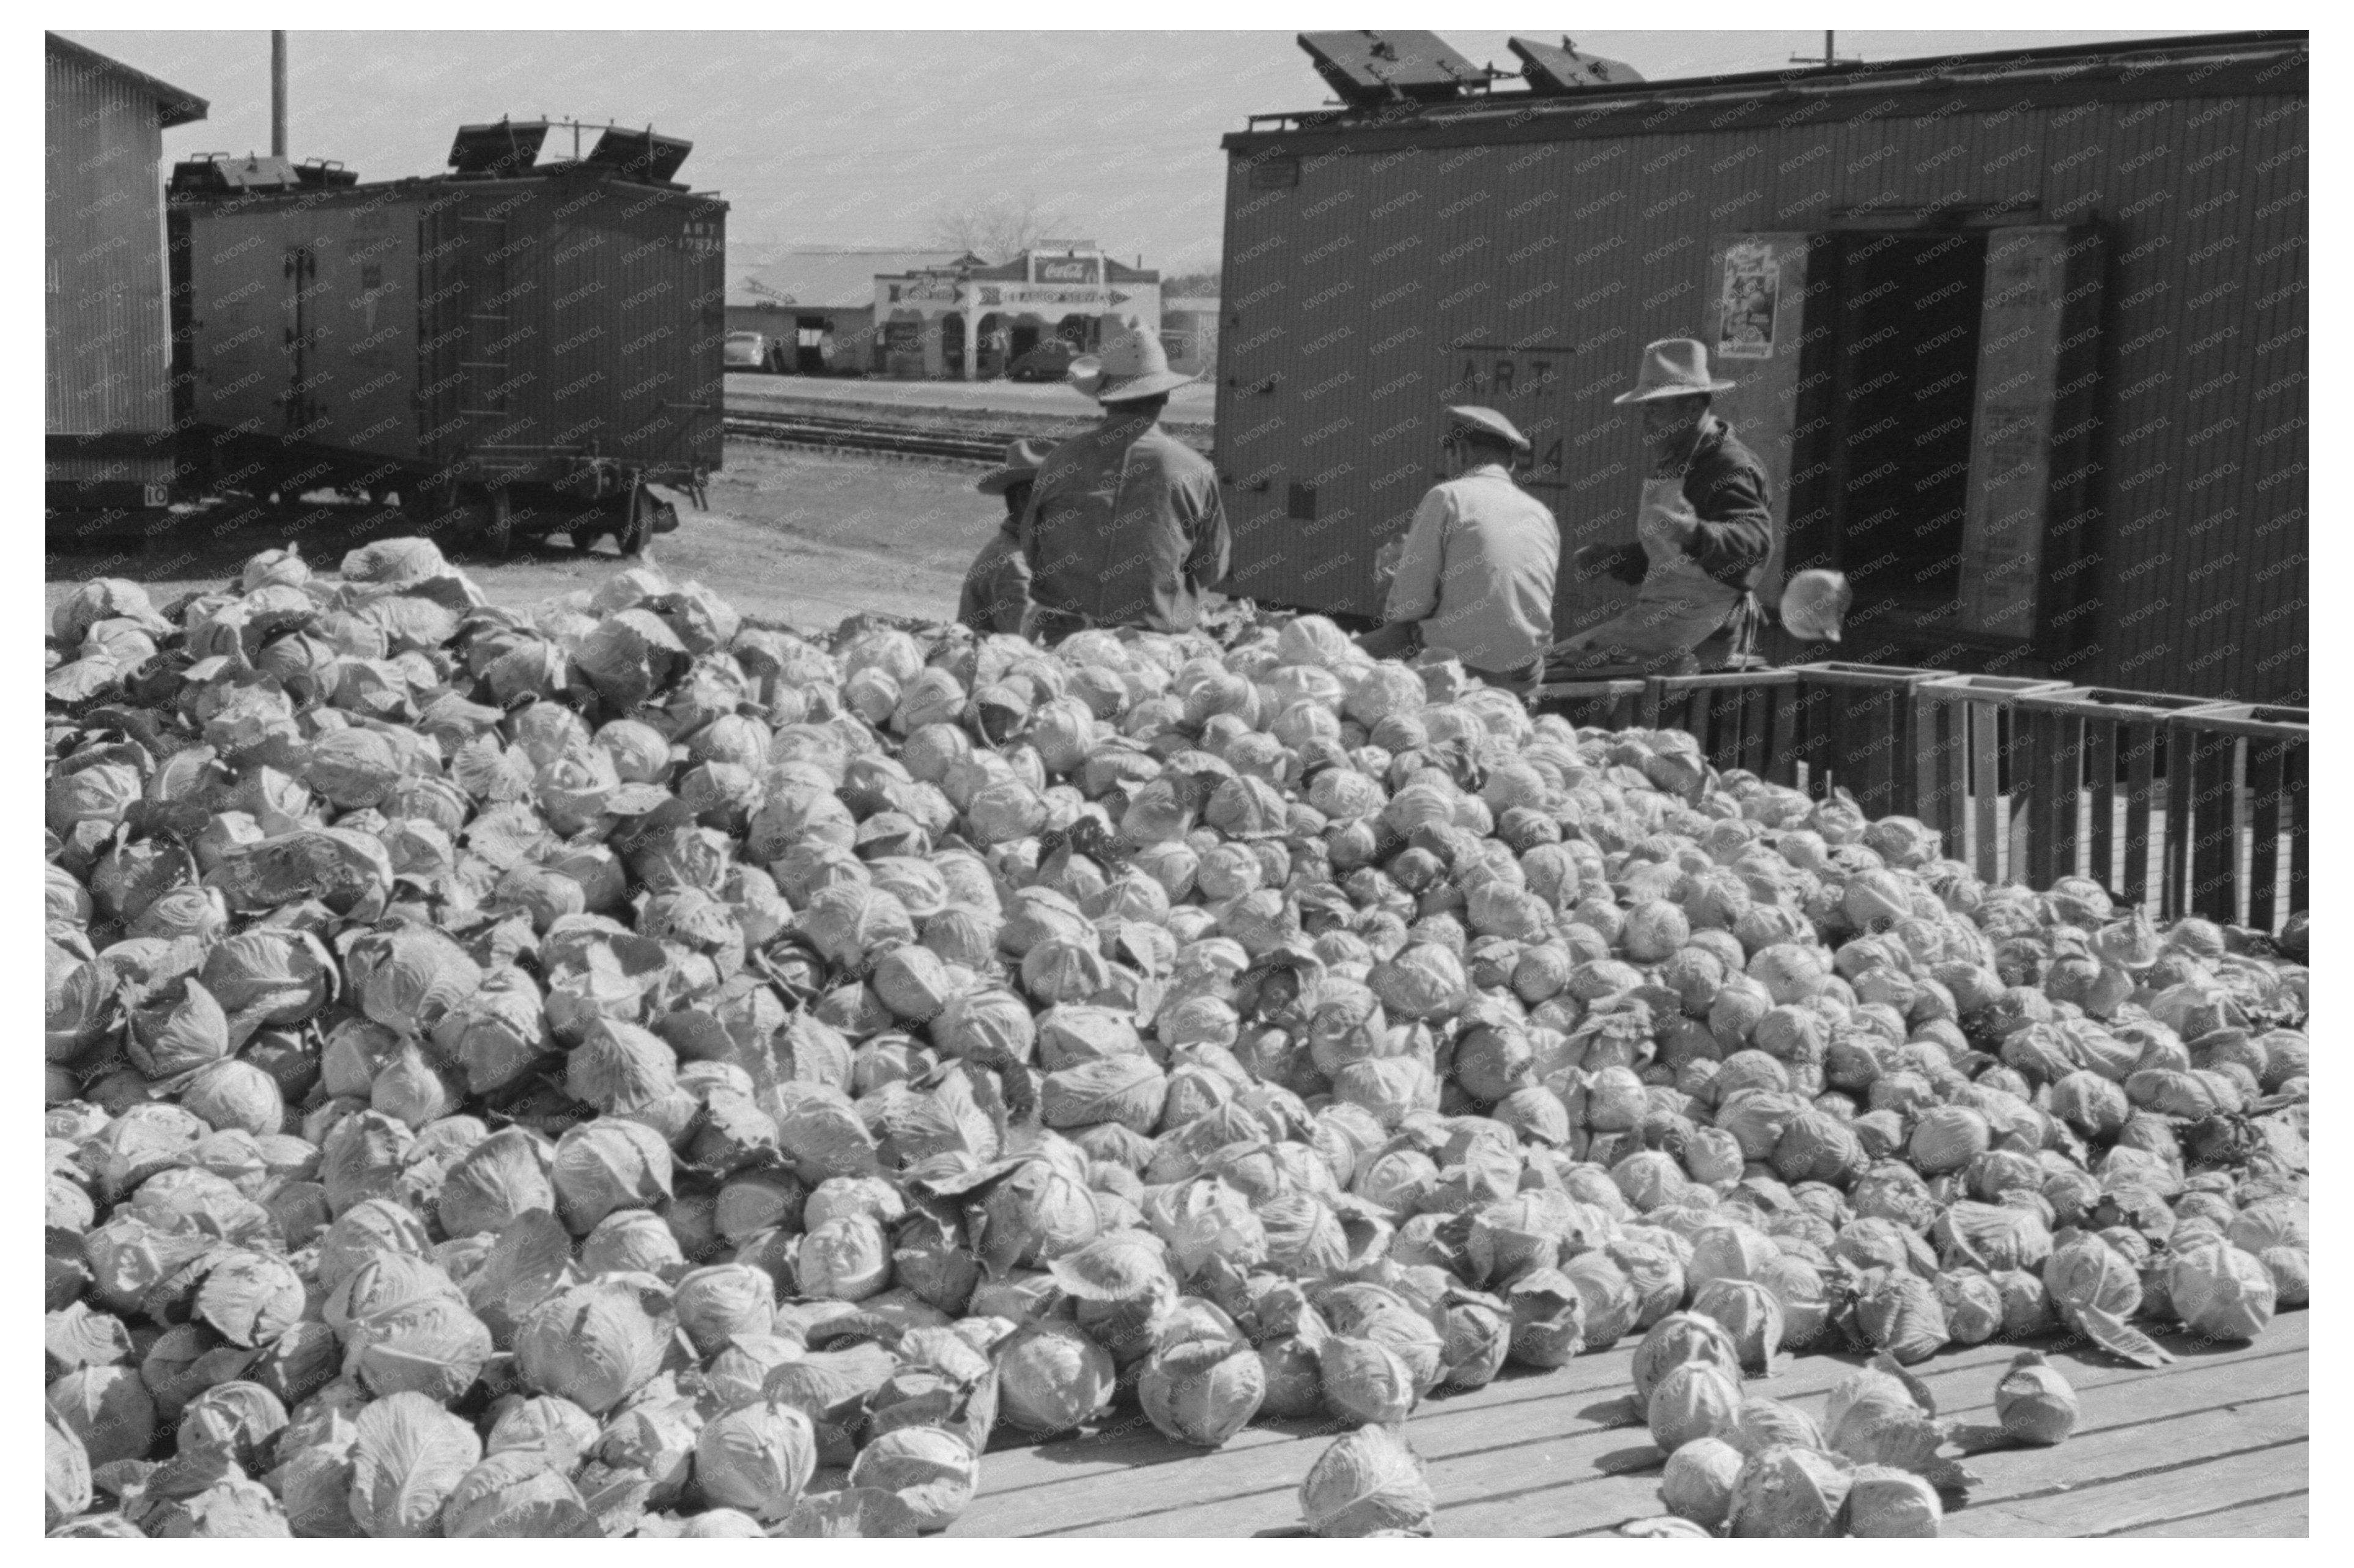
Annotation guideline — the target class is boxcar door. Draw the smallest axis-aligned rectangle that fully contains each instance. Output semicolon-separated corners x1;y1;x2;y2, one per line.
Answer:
282;242;319;444
1702;232;1816;610
1953;223;2105;660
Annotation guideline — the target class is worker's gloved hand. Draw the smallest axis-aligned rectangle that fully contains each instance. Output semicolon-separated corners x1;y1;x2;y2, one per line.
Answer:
1372;536;1405;584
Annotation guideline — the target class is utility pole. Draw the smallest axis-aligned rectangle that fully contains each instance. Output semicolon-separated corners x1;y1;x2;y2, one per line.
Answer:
270;31;287;157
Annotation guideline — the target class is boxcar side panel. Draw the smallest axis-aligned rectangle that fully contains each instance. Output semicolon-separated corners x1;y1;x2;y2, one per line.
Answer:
1220;62;2306;699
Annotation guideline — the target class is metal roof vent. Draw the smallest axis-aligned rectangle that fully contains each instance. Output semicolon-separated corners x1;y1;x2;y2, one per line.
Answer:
1511;36;1645;92
166;152;302;195
1297;31;1487;105
448;118;550;176
585;125;692;185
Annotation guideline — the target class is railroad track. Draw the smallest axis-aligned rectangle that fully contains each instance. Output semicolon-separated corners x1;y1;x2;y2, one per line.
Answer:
724;407;1006;464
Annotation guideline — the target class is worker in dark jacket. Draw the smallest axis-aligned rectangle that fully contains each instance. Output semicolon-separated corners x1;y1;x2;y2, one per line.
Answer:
1022;325;1231;643
1550;338;1777;674
957;437;1050;635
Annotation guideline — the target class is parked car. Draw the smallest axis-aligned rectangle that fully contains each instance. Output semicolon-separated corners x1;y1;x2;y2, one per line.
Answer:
1007;339;1083;382
725;331;785;372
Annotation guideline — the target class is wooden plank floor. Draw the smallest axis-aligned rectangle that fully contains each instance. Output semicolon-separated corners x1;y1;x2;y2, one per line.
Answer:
949;1309;2307;1538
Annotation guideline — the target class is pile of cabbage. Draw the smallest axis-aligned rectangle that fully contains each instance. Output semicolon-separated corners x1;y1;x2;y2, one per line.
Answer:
45;541;2309;1539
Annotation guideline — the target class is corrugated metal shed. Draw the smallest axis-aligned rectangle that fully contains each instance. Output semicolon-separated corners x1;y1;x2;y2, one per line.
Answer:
46;33;207;505
1215;31;2307;703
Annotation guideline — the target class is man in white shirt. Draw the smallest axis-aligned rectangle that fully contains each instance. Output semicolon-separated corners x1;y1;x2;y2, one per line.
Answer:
1357;404;1561;696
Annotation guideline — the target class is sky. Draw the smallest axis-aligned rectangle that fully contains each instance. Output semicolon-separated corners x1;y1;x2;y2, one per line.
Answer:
67;28;2200;274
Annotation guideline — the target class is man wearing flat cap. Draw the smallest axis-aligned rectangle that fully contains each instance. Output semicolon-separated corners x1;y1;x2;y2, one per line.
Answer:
1550;338;1779;672
1021;325;1231;643
957;437;1051;635
1358;404;1561;696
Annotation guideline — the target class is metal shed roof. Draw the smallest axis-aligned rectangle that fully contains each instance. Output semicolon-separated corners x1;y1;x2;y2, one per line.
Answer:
46;32;208;128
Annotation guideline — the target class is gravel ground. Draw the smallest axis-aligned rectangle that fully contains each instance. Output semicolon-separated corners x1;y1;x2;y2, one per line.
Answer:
43;444;996;633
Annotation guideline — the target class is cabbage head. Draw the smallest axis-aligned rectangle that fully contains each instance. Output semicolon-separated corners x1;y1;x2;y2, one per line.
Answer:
993;1320;1114;1435
2165;1238;2276;1341
1140;1336;1267;1448
1298;1424;1435;1537
696;1399;818;1521
1728;1443;1851;1538
346;1391;482;1537
847;1426;980;1531
514;1280;667;1415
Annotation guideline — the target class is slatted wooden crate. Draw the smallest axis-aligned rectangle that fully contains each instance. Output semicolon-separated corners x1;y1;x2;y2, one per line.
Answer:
1909;675;2073;879
1641;669;1802;787
2163;702;2307;929
1791;662;1942;818
2013;686;2235;910
1530;677;1646;731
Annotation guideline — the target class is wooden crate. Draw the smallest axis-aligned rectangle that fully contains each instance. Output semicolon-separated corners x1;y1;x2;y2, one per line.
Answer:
1641;670;1802;787
1791;662;1941;818
1530;678;1646;731
2012;686;2239;909
1910;675;2073;881
2163;702;2307;930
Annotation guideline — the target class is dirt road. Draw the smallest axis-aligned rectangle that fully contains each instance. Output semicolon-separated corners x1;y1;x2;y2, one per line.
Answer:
45;445;993;632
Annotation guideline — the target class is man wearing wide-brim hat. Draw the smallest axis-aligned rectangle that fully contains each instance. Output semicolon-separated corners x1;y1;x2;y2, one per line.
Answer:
1549;338;1790;674
957;437;1052;635
1021;324;1230;643
1360;404;1561;697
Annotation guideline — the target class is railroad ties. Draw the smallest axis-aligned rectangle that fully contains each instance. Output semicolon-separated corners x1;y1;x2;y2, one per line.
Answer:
722;406;1005;464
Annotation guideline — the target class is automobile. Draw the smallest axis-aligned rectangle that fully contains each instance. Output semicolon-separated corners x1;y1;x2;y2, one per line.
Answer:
1006;338;1083;382
724;330;786;372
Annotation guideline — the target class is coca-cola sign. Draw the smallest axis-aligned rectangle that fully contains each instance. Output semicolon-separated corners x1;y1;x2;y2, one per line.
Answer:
1032;255;1101;285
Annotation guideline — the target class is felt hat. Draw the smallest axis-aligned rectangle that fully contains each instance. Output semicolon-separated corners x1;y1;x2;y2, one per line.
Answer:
1611;337;1739;404
1443;404;1532;453
977;437;1053;495
1069;326;1196;403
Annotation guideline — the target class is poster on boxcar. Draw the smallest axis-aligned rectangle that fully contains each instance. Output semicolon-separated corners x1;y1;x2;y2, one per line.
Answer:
1716;241;1778;360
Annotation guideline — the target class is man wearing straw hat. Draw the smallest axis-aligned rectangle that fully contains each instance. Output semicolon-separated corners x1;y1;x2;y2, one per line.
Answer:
1021;324;1231;644
1548;338;1803;674
957;437;1051;635
1360;404;1561;698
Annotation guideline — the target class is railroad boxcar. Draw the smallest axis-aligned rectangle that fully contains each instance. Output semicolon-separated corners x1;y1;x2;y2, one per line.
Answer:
46;33;209;521
1214;31;2308;704
168;119;727;556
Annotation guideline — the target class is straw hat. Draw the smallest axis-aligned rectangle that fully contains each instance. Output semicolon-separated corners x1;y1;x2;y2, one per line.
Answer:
1069;326;1196;404
977;437;1053;495
1611;338;1739;404
1443;405;1531;453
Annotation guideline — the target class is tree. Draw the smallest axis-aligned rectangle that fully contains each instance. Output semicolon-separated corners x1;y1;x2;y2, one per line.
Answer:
921;191;1072;264
1161;268;1222;297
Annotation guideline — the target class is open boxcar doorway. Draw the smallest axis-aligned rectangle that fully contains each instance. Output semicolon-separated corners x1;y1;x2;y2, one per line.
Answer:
1801;231;1988;629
